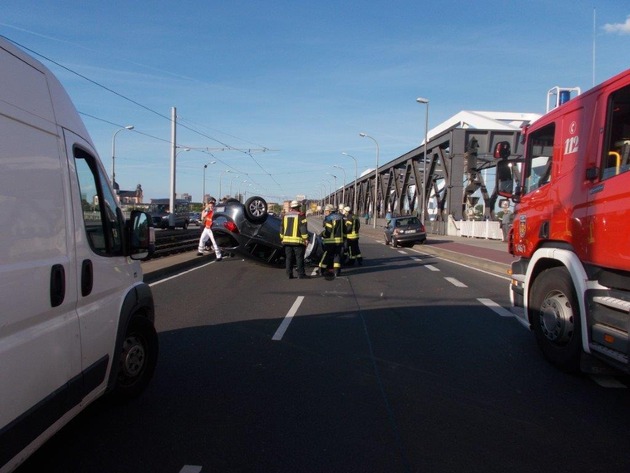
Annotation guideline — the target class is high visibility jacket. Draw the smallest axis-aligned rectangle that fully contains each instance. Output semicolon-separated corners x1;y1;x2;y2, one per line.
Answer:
345;215;360;240
280;211;308;245
322;212;344;244
202;209;214;228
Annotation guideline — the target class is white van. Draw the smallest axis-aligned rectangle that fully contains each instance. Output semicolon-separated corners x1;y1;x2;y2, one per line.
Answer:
0;38;158;472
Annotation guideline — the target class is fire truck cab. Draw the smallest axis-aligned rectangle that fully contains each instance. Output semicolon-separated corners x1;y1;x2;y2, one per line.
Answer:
495;68;630;374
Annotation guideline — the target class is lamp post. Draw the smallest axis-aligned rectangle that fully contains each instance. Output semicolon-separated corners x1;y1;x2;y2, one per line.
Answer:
341;152;358;213
202;161;216;203
327;173;337;207
416;97;430;223
359;132;379;228
219;170;234;200
111;125;134;193
321;180;332;206
229;175;240;197
333;165;346;207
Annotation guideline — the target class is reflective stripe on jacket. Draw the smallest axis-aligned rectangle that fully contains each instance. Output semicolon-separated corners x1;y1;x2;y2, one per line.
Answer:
345;215;360;240
281;212;308;245
322;212;344;244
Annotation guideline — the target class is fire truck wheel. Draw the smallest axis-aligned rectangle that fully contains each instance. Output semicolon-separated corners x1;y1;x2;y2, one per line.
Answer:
530;267;582;373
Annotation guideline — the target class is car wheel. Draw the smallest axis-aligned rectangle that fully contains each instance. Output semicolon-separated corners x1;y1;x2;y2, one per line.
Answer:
530;267;582;372
244;196;268;223
393;239;398;248
110;315;158;401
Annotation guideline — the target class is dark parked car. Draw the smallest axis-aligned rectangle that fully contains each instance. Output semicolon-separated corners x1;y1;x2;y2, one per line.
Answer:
384;215;426;247
148;199;190;229
210;196;322;265
189;212;201;225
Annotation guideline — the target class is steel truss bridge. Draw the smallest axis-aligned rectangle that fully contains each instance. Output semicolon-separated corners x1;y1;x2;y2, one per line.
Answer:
323;124;526;233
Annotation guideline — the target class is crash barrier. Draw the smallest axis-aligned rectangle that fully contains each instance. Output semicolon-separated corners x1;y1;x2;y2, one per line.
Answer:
448;216;503;240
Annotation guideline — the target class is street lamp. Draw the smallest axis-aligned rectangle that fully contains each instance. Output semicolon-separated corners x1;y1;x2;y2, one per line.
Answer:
341;152;358;213
229;174;240;197
321;180;332;206
111;125;134;193
327;173;337;207
202;161;216;203
333;164;346;207
416;97;430;223
219;170;234;200
359;132;379;228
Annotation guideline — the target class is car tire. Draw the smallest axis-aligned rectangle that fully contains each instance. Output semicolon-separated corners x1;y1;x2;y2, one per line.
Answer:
244;196;268;223
393;239;398;248
109;315;158;401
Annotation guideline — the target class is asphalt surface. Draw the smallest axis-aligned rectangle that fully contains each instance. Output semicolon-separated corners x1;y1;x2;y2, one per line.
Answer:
142;217;514;283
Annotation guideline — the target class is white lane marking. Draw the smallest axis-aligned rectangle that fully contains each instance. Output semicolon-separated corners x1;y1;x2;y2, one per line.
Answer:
149;261;216;286
411;257;439;271
180;466;203;473
410;248;511;281
445;277;467;287
477;298;513;318
272;296;305;341
397;250;407;254
590;375;628;389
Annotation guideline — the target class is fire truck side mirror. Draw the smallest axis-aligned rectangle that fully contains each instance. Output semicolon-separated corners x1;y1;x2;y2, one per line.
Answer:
496;159;517;199
494;141;511;159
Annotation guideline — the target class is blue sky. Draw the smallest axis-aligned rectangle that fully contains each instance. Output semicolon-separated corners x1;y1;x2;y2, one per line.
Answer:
2;1;629;203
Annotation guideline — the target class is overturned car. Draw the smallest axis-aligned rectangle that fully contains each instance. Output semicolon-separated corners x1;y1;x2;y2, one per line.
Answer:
209;196;322;266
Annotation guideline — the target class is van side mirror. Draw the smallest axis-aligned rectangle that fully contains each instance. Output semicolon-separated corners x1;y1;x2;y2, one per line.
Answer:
127;210;155;260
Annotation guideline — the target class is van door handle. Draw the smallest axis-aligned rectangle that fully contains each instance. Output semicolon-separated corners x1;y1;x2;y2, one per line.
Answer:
50;264;66;307
81;259;93;297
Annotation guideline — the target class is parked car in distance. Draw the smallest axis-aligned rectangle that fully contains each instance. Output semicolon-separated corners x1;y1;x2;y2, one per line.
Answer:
148;199;190;229
210;196;322;265
384;215;427;247
189;212;201;225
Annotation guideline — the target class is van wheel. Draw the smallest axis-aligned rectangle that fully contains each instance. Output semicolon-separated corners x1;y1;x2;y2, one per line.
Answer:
530;267;582;372
111;315;158;400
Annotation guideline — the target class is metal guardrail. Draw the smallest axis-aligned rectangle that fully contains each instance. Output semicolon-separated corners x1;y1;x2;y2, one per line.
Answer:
151;227;201;258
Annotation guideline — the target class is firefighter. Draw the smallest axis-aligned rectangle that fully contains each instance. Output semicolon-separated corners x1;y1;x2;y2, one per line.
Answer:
280;200;310;279
344;206;363;266
319;203;345;276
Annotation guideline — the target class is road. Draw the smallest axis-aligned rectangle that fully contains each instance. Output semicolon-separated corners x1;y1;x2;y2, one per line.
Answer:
17;236;630;473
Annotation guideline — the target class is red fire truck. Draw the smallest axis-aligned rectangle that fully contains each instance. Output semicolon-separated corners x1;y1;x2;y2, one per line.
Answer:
495;68;630;374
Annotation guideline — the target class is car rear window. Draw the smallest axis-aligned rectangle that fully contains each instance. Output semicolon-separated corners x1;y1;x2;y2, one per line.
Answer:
395;217;419;226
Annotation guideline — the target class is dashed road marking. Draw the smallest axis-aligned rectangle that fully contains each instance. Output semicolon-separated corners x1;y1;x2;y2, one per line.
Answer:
272;296;304;341
590;375;628;389
412;257;440;271
180;466;203;473
445;277;467;287
477;298;513;317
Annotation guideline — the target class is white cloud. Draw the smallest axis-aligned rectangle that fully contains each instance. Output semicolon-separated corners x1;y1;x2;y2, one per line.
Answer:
603;15;630;35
